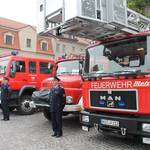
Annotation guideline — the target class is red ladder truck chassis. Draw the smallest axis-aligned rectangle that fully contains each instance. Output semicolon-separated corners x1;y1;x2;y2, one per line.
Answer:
80;32;150;144
0;52;55;115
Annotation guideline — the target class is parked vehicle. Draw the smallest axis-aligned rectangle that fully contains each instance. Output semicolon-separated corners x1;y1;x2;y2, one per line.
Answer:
32;55;84;120
80;32;150;144
37;0;150;144
0;52;55;115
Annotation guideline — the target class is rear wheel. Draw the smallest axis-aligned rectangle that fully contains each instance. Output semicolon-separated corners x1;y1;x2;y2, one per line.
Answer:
18;95;35;115
43;108;51;120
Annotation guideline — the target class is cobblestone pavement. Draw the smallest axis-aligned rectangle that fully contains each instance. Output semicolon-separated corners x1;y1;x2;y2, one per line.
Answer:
0;110;149;150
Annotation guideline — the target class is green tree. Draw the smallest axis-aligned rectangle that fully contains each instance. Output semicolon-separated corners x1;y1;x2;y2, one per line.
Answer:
128;0;150;18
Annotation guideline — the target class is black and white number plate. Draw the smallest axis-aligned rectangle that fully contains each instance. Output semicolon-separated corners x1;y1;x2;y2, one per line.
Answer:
100;119;119;127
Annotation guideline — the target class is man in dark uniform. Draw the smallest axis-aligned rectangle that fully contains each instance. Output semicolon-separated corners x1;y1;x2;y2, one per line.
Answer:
49;76;66;138
1;77;11;121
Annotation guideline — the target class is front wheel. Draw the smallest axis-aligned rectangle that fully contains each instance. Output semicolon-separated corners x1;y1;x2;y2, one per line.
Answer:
43;109;51;120
18;95;36;115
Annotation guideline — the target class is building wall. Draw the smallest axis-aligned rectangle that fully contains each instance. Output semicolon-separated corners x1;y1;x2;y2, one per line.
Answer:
52;38;86;59
0;48;54;59
37;36;53;54
18;26;37;52
0;28;20;50
0;18;88;60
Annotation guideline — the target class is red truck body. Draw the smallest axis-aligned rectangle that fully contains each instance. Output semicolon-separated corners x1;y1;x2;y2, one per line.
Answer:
32;57;84;120
80;32;150;144
0;53;55;115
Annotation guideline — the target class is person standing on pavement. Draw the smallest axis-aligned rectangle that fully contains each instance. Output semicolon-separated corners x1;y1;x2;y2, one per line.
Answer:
49;76;66;138
1;77;11;121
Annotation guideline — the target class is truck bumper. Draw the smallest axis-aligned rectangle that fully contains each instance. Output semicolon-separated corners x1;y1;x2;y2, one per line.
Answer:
63;104;82;112
80;111;150;144
33;101;82;112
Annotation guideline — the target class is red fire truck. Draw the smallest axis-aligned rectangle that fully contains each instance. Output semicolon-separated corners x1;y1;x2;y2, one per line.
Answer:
37;0;150;144
32;54;84;120
80;32;150;144
0;52;55;115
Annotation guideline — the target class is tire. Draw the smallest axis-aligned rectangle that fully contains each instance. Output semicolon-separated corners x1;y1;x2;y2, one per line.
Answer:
43;109;51;120
18;95;36;115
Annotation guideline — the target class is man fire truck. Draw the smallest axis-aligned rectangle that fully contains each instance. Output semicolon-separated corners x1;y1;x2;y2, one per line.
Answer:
37;0;150;144
0;51;55;115
32;54;84;120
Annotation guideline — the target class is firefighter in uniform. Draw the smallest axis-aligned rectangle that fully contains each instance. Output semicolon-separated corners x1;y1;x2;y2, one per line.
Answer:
1;77;11;121
49;76;66;138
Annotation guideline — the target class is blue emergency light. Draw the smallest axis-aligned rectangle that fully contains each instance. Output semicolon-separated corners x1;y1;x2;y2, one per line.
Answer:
11;50;19;55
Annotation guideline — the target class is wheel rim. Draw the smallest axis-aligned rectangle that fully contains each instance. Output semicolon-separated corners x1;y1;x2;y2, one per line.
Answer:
21;99;33;112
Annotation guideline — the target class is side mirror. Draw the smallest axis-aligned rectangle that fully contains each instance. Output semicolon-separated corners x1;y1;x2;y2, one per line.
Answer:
9;61;16;78
48;63;53;70
10;70;15;78
79;60;83;74
79;69;82;75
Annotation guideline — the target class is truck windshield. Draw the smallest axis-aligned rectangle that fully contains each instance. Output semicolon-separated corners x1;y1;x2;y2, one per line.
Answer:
0;60;9;75
84;35;150;75
56;60;80;75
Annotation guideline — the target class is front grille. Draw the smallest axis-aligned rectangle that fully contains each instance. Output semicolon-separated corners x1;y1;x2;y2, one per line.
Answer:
90;89;138;112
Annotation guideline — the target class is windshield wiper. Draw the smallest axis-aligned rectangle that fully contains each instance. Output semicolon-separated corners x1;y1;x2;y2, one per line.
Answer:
113;70;150;76
84;72;113;78
57;72;78;75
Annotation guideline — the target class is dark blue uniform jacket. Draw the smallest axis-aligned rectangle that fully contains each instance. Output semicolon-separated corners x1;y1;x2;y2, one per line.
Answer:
49;86;66;112
1;84;11;105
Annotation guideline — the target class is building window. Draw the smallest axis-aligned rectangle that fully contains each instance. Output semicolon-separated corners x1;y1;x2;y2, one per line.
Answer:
26;39;31;48
40;62;53;74
40;4;43;12
40;41;48;51
4;33;14;45
29;61;36;73
56;43;60;53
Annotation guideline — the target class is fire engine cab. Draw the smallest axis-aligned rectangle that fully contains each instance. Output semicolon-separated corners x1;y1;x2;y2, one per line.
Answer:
0;52;55;115
37;0;150;144
32;54;84;120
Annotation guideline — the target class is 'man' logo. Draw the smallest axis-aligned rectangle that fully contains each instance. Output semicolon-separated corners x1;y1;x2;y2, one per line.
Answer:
100;96;121;101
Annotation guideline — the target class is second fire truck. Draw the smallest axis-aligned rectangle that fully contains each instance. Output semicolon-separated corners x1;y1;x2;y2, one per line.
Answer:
32;54;84;120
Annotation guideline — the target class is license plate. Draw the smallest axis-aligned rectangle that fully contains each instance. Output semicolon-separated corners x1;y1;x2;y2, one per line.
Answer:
100;119;119;127
82;126;89;132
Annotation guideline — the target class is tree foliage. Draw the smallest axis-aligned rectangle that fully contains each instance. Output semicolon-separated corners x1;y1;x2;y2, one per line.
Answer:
127;0;150;18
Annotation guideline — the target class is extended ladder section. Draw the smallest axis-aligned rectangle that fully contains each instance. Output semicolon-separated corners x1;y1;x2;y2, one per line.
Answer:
37;0;150;41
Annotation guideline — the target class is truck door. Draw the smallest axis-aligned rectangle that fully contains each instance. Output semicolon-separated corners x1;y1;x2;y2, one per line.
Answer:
10;60;28;90
28;61;38;87
37;61;54;88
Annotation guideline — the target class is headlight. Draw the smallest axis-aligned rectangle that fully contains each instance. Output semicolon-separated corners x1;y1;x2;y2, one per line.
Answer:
82;115;89;123
66;96;73;104
142;123;150;133
143;137;150;144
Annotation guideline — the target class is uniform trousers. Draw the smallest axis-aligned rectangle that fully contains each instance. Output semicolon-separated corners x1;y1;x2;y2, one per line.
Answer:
51;111;63;135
